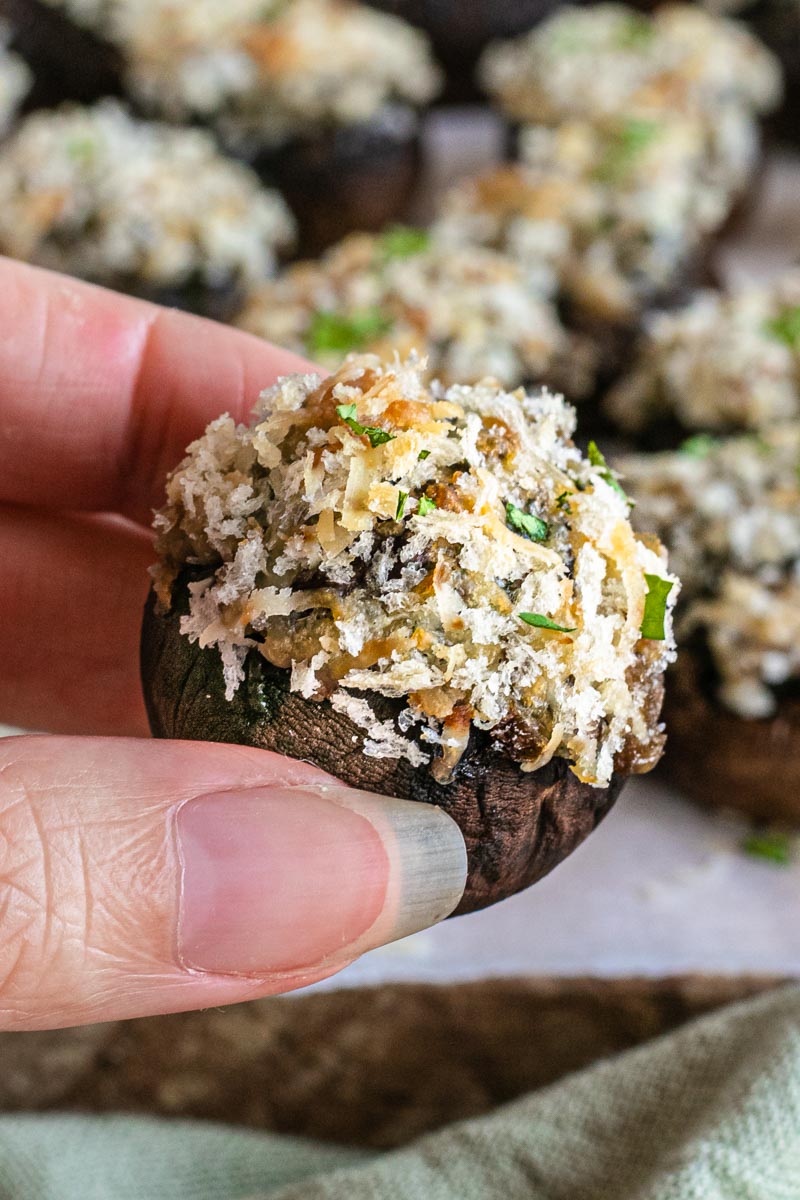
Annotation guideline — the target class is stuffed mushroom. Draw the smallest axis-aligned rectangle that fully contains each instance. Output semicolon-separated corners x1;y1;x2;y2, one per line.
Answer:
0;100;296;320
436;116;731;336
233;228;598;399
621;423;800;823
113;0;442;251
141;356;679;912
606;272;800;444
478;3;781;135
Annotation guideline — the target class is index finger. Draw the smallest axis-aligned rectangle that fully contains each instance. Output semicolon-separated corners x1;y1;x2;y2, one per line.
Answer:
0;258;316;526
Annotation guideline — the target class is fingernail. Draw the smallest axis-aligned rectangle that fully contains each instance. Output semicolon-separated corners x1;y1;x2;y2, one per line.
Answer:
176;785;467;977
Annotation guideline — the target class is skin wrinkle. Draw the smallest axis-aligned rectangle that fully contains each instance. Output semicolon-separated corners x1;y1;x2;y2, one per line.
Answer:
0;748;173;1013
0;741;345;1021
24;798;55;968
0;736;397;1029
115;305;167;524
77;829;95;954
119;307;257;527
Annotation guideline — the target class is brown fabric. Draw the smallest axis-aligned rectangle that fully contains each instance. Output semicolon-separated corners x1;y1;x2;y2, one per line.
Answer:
0;976;785;1148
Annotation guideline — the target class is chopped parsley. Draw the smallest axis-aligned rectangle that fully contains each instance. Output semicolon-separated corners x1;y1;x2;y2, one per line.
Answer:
307;309;392;357
763;305;800;349
66;135;97;162
418;495;437;516
519;612;577;633
680;433;719;459
418;449;431;461
549;22;589;53
505;501;548;543
587;440;631;503
595;118;661;184
640;574;674;641
742;830;793;866
396;490;408;520
614;11;655;48
556;491;573;513
380;225;431;261
335;402;395;448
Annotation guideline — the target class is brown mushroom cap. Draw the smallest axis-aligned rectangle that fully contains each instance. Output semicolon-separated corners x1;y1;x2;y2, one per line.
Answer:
660;651;800;826
141;580;624;915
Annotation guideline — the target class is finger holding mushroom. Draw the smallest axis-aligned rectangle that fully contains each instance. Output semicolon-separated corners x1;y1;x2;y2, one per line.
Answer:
142;355;679;912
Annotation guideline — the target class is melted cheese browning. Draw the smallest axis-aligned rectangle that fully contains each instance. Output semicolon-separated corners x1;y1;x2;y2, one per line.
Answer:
153;357;678;787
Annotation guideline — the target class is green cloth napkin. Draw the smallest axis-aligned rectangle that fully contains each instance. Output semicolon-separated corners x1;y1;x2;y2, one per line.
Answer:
2;985;800;1200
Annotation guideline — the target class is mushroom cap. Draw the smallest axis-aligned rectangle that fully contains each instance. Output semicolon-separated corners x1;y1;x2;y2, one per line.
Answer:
141;579;624;914
660;651;800;827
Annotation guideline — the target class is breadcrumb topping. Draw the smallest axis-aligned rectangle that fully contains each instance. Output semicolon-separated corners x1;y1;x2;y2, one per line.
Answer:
479;4;781;127
462;4;779;325
153;357;677;788
607;273;800;433
108;0;442;148
234;229;597;397
621;425;800;718
0;100;295;290
435;111;755;324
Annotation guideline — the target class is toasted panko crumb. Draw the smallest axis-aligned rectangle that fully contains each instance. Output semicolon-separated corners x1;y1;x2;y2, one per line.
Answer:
621;424;800;718
607;273;800;433
153;356;678;787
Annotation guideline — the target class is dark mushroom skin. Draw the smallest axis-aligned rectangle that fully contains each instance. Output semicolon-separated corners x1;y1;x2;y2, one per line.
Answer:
254;115;421;256
660;652;800;826
364;0;561;102
5;0;123;108
141;579;624;915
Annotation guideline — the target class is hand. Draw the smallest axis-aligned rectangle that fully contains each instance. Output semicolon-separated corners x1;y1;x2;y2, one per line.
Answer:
0;259;467;1031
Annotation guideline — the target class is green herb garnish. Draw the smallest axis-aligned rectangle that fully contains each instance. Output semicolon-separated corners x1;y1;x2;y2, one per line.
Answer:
396;491;408;520
556;491;573;513
418;495;437;516
380;225;431;261
307;309;392;357
742;830;793;865
334;402;395;448
549;20;588;53
418;449;431;461
614;11;655;48
505;501;548;543
764;305;800;349
595;117;661;184
587;440;631;503
66;135;97;162
680;433;719;458
519;612;577;633
640;574;674;641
